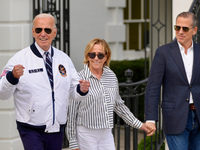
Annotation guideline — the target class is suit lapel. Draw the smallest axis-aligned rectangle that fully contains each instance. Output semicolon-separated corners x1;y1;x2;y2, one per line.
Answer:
169;40;188;83
191;43;200;84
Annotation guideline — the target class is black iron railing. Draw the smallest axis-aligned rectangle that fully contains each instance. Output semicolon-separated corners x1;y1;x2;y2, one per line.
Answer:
113;69;165;150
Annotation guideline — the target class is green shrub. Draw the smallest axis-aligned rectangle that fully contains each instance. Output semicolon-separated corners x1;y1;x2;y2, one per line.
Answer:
138;133;165;150
110;58;149;82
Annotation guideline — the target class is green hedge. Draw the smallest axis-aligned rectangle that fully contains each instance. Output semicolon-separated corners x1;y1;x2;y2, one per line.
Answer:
110;58;149;82
138;132;165;150
110;58;149;121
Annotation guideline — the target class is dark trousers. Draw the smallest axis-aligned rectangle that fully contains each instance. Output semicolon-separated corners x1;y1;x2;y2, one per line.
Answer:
19;130;63;150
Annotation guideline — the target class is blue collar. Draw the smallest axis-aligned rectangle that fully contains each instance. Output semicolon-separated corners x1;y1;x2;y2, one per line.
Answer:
30;43;54;58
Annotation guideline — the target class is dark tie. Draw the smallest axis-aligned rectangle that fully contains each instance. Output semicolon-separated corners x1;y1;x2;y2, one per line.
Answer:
45;51;53;89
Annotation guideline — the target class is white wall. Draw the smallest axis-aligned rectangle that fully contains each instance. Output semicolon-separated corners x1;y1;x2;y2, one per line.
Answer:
70;0;126;71
172;0;194;38
0;0;32;149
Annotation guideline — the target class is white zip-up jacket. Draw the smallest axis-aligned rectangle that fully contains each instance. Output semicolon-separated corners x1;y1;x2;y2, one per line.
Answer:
0;43;88;133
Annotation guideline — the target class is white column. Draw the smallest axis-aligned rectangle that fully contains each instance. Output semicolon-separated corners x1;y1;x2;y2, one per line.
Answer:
0;0;32;149
105;0;126;60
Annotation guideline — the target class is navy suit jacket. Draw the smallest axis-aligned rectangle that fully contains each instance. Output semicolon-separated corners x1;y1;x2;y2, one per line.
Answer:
145;39;200;134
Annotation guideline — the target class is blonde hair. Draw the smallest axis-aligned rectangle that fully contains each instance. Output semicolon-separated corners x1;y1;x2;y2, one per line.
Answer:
83;38;111;67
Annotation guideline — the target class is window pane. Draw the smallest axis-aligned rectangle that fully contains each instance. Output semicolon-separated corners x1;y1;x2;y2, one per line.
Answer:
132;1;141;19
124;0;128;19
130;23;139;50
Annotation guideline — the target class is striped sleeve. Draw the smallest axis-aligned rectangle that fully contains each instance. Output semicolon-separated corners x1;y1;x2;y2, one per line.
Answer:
66;99;80;149
114;84;143;129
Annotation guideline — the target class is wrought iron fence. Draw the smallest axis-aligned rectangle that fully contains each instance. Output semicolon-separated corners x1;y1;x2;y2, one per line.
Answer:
33;0;70;55
113;69;165;150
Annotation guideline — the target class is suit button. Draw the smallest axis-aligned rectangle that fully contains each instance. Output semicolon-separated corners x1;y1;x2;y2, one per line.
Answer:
186;99;189;102
189;85;192;88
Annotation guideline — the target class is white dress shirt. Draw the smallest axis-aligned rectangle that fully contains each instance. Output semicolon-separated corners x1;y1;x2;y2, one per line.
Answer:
178;41;194;104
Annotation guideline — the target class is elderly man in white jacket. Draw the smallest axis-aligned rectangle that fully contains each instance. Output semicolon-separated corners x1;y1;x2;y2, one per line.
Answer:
0;13;90;150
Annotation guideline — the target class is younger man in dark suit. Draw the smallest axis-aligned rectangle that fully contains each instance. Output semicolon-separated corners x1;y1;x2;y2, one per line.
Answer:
145;12;200;150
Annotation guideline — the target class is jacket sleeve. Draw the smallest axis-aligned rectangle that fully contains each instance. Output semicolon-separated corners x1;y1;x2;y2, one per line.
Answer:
68;59;89;101
66;99;80;149
0;60;18;100
145;47;165;121
114;81;143;129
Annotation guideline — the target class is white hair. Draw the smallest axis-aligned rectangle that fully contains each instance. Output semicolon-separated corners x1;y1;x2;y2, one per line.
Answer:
33;13;56;28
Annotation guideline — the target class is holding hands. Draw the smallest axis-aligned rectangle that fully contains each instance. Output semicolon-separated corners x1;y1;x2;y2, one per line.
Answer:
140;122;156;136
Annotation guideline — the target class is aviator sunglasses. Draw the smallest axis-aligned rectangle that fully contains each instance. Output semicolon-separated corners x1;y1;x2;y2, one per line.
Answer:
174;25;193;32
88;52;106;59
35;28;52;34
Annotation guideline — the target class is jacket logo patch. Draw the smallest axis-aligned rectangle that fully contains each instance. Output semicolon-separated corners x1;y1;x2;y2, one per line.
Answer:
29;68;43;73
58;64;67;77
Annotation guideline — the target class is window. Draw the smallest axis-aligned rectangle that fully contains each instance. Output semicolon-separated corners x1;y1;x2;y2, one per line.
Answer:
124;0;149;51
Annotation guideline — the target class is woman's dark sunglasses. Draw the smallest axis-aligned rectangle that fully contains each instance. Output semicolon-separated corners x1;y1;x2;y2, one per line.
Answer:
88;52;106;59
174;25;193;32
35;28;52;34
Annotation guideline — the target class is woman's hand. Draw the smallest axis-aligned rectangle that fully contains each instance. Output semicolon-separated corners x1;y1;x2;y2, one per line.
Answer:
140;122;156;136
